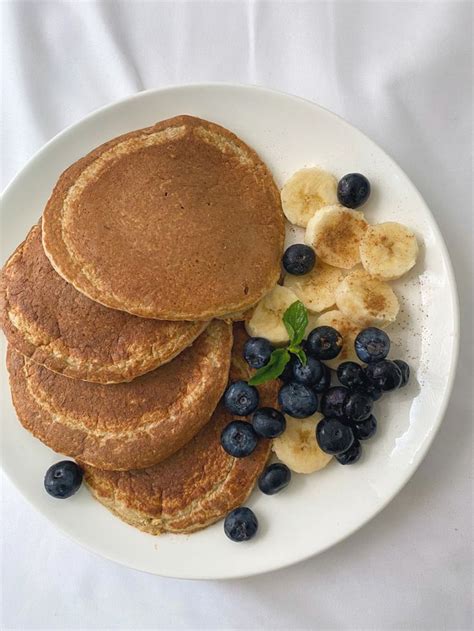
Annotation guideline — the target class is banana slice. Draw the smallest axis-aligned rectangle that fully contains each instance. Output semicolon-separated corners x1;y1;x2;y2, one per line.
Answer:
360;222;419;280
315;310;362;369
272;413;332;474
283;261;346;313
281;168;338;228
305;205;368;269
245;285;299;345
335;269;399;328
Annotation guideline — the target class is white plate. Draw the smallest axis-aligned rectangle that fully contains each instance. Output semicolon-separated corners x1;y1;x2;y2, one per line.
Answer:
0;84;459;579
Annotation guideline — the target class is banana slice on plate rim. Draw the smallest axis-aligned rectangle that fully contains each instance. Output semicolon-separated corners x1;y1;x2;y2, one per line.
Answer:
360;222;419;280
281;167;338;228
335;268;399;328
305;205;368;269
283;261;346;314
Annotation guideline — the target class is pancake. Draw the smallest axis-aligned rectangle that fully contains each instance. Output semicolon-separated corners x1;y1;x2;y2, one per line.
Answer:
0;225;208;383
83;324;279;535
7;321;232;470
42;115;284;321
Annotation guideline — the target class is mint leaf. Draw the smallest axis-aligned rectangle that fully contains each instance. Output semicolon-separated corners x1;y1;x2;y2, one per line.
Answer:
248;348;290;386
283;301;308;347
291;347;307;366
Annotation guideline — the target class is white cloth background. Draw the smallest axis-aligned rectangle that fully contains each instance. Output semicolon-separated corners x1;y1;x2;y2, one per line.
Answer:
1;1;472;630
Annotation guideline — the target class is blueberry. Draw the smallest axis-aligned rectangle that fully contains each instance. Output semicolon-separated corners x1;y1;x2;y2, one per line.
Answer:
306;326;343;360
337;362;366;390
243;337;274;369
335;439;362;464
44;460;83;499
252;407;286;438
344;392;373;422
282;244;316;275
278;382;318;418
337;361;381;400
221;421;258;457
355;327;390;363
292;355;324;386
365;360;403;392
316;418;354;455
320;386;349;418
258;463;291;495
279;355;296;382
352;414;377;441
224;507;258;542
337;173;371;209
224;380;259;416
393;359;410;387
366;385;383;401
312;364;332;394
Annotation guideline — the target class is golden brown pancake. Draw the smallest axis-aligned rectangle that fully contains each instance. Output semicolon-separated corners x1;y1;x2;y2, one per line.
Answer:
83;324;279;535
0;225;208;383
42;115;284;320
7;321;232;470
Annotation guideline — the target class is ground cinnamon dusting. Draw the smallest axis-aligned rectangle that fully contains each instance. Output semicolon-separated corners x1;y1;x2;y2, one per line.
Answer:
320;216;362;255
364;291;386;313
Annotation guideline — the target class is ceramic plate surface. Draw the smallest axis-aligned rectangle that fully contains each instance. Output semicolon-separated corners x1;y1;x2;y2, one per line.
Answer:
0;84;459;579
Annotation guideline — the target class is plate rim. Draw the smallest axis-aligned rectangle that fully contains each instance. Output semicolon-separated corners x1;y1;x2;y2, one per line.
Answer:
0;82;460;580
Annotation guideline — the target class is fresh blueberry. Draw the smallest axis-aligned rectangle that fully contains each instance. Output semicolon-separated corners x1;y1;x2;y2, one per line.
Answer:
221;421;258;457
278;382;319;418
344;392;373;422
352;414;377;441
337;362;366;390
316;418;355;455
282;244;316;275
393;359;410;387
252;407;286;438
258;463;291;495
337;173;371;209
366;360;403;392
224;380;259;416
366;384;383;401
224;507;258;542
320;386;350;418
312;364;332;394
306;326;343;360
279;355;296;382
292;355;324;386
44;460;83;499
355;327;390;363
335;439;362;464
243;337;274;369
336;361;382;401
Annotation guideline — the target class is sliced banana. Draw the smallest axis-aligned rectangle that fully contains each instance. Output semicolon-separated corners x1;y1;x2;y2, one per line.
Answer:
305;312;320;339
305;205;368;269
335;269;399;328
245;285;299;345
281;168;338;228
283;261;345;314
315;310;362;369
359;222;419;280
272;413;332;474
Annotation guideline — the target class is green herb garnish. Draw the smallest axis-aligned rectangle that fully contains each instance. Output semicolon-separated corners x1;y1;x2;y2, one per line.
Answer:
248;301;309;386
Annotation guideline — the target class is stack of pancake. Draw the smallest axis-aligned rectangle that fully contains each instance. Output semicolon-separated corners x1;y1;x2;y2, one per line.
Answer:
1;115;285;534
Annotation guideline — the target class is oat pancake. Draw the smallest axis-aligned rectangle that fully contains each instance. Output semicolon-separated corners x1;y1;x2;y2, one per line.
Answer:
83;324;278;535
7;321;232;470
42;115;284;320
0;226;208;383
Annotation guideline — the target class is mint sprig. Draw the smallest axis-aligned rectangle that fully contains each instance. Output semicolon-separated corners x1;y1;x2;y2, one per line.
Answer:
248;300;309;386
284;300;308;349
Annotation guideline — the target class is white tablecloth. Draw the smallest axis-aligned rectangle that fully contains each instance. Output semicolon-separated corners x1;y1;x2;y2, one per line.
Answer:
1;2;472;629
